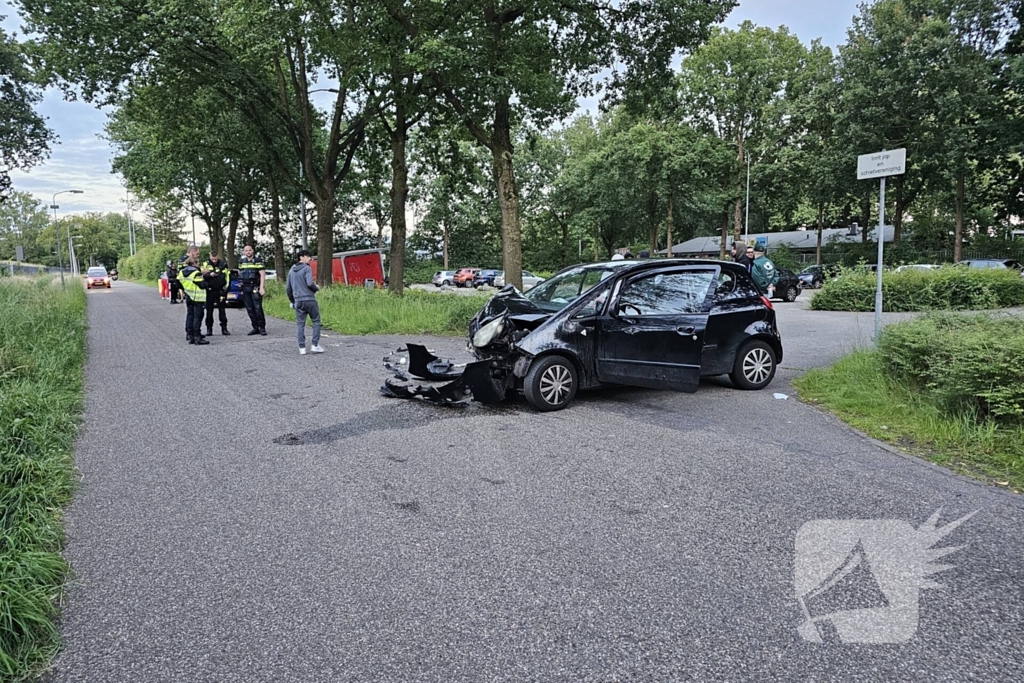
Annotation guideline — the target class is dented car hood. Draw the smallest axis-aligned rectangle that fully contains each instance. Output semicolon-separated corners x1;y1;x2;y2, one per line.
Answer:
471;286;553;331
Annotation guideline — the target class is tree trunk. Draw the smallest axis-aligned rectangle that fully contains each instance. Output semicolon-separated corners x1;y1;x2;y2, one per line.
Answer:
389;110;408;296
665;194;674;259
208;206;224;256
442;221;449;270
268;178;287;281
841;200;851;227
816;204;824;265
719;210;729;259
226;205;242;268
560;220;569;268
246;201;256;249
954;168;964;263
490;97;523;290
893;175;903;245
314;194;337;287
860;193;871;243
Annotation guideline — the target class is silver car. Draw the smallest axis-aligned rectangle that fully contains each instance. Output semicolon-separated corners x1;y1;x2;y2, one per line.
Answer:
432;270;457;287
493;270;544;290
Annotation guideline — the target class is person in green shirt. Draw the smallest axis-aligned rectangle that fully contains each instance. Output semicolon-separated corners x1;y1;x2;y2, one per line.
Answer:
750;245;780;298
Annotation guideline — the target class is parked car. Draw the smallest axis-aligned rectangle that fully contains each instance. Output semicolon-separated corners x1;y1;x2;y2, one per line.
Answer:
894;264;940;273
956;259;1024;273
224;269;245;307
453;267;481;287
265;269;277;281
432;270;457;287
493;270;544;290
773;268;803;302
472;269;502;288
385;259;783;412
797;264;840;289
85;266;111;289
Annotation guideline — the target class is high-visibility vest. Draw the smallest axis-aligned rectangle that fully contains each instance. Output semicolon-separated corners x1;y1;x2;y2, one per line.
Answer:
177;265;207;303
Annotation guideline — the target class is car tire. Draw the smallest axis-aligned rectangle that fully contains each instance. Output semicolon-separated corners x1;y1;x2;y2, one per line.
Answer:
442;280;450;287
524;355;579;412
730;340;777;391
783;285;798;302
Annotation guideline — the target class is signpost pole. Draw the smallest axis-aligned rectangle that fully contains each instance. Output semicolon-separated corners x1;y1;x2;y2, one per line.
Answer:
875;177;885;341
856;147;904;344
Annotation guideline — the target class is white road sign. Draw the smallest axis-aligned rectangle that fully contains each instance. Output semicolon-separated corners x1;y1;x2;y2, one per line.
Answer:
857;148;906;180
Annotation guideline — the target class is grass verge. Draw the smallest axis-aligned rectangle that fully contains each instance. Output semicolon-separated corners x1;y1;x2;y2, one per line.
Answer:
0;277;86;679
794;350;1024;492
261;280;487;336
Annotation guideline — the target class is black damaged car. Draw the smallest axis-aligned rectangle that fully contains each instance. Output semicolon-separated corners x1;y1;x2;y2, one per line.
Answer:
383;259;783;411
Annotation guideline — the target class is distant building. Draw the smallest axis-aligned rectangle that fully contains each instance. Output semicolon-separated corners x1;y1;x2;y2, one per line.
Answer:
660;225;896;259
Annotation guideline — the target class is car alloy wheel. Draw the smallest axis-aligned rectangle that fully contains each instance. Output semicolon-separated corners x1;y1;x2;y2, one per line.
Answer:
730;340;777;390
524;355;579;411
784;285;798;302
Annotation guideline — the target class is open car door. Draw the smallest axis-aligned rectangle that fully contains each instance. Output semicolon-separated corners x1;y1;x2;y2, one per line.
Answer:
596;266;718;393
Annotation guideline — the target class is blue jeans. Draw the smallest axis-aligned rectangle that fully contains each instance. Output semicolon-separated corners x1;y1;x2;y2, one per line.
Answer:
295;300;321;348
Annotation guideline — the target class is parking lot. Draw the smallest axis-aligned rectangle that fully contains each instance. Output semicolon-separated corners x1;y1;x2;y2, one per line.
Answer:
49;282;1024;682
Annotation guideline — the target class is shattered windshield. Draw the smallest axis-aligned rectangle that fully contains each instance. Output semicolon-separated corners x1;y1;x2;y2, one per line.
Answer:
524;266;617;311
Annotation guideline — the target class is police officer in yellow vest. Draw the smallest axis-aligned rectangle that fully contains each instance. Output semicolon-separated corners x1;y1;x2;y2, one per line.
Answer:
177;246;210;345
202;250;231;336
239;243;267;336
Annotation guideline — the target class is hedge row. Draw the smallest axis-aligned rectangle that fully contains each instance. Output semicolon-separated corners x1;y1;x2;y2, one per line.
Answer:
879;313;1024;422
117;242;194;282
810;266;1024;312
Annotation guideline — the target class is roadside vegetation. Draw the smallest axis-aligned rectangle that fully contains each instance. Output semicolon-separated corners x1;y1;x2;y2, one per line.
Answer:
0;278;86;679
796;313;1024;491
810;267;1024;311
262;280;487;336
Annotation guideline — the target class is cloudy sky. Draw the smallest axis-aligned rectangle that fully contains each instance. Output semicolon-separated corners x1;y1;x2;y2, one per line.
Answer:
3;0;862;220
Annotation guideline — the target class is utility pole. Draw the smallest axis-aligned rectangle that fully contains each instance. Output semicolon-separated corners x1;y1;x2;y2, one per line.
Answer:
51;189;84;289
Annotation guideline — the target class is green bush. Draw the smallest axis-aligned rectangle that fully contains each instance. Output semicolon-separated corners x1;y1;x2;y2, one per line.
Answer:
262;279;487;335
810;265;1024;311
879;313;1024;422
0;278;86;678
117;242;191;282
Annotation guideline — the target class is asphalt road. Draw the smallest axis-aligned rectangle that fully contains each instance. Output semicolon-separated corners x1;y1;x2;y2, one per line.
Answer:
45;282;1023;682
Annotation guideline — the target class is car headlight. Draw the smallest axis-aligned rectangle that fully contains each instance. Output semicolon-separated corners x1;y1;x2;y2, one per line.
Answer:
472;317;505;347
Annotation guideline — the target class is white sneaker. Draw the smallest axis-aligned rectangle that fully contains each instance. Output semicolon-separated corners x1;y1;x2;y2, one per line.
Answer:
311;345;325;354
299;347;307;355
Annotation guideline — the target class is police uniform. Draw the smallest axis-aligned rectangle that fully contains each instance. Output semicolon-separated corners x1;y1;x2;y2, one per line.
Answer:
202;257;231;335
238;253;267;335
177;262;209;345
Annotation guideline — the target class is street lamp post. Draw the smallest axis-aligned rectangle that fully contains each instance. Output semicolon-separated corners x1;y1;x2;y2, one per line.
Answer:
50;190;84;289
744;153;751;242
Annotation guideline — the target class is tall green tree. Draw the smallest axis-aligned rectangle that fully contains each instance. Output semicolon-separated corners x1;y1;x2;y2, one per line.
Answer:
679;22;805;244
386;0;732;288
0;26;53;200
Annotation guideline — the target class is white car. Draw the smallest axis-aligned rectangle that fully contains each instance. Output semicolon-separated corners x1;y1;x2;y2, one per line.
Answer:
493;270;544;290
265;269;277;280
432;270;457;287
894;264;939;273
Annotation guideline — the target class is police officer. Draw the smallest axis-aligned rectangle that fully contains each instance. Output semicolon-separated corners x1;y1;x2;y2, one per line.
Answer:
202;250;231;336
167;260;182;304
177;247;209;345
238;243;267;336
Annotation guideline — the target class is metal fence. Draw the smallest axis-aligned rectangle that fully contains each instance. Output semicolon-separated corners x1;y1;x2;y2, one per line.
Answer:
1;260;72;276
